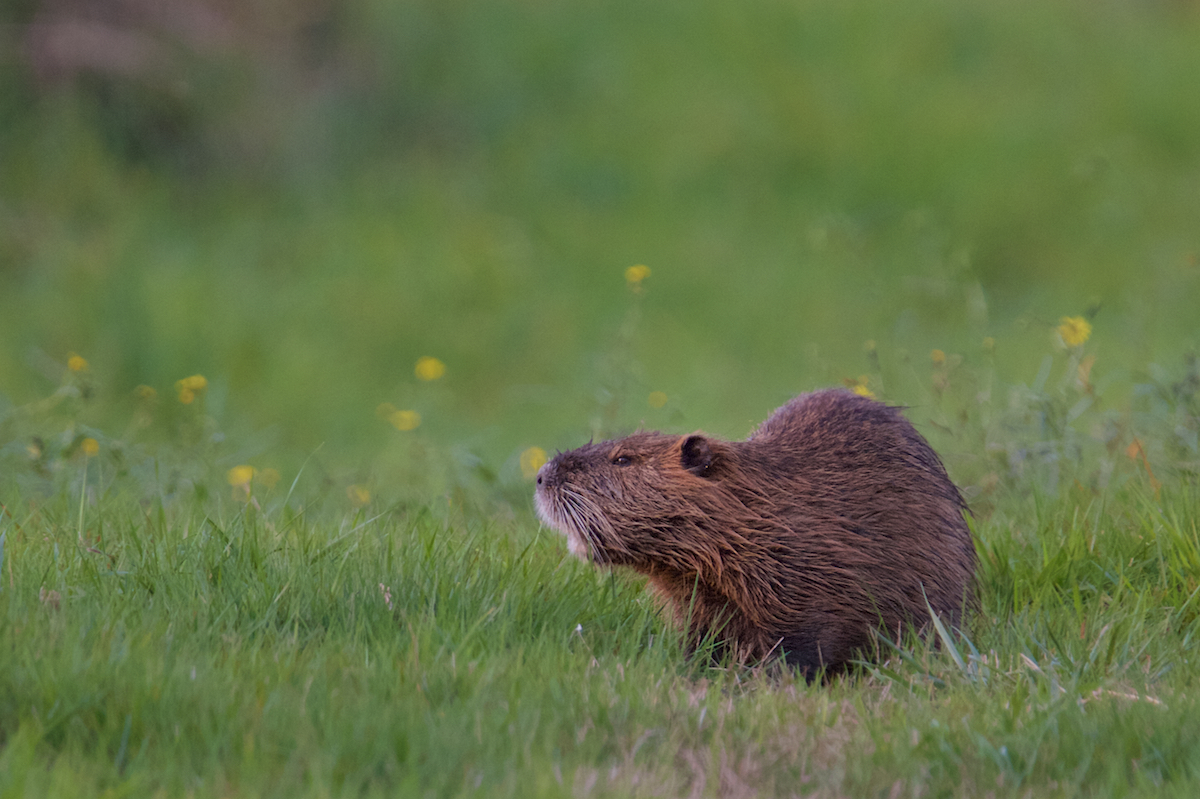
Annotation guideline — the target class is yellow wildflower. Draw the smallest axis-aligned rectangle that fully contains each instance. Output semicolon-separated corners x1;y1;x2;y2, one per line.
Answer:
177;374;208;391
931;349;947;366
648;391;668;409
256;468;282;490
1058;316;1092;348
175;374;207;404
845;375;874;399
414;357;446;381
81;438;100;457
347;485;371;506
389;409;421;431
377;403;421;430
227;465;255;488
134;385;157;401
67;353;89;372
625;264;651;289
520;447;548;480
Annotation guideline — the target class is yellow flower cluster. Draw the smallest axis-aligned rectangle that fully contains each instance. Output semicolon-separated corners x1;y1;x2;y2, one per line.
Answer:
846;376;874;399
414;357;445;381
648;391;668;409
176;374;208;404
520;447;548;480
930;349;947;366
226;465;281;497
67;353;89;372
1058;316;1092;348
81;437;100;456
625;264;651;290
347;485;371;506
227;465;256;488
376;403;421;431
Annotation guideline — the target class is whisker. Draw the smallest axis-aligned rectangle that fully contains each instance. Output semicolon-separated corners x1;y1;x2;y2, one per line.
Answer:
557;487;609;563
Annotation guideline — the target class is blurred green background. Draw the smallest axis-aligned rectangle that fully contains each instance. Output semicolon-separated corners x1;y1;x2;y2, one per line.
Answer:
2;0;1198;493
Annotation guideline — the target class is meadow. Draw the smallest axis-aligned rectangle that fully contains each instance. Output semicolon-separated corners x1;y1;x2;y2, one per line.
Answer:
2;0;1200;795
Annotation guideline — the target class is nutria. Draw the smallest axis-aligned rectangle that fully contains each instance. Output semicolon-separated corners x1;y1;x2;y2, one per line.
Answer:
535;388;975;677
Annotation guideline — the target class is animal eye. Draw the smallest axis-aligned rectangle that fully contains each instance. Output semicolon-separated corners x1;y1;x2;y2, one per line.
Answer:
612;455;633;466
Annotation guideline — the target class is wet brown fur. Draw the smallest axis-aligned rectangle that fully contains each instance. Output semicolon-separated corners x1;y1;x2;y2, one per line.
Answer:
535;389;976;677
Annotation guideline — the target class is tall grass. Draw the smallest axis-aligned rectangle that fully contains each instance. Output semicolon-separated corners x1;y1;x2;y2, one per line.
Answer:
2;470;1199;796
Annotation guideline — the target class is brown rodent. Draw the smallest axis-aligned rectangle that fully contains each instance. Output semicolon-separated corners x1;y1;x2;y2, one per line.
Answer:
535;388;975;677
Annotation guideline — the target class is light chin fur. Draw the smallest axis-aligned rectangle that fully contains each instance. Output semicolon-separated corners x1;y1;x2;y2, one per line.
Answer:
535;488;591;560
564;531;590;559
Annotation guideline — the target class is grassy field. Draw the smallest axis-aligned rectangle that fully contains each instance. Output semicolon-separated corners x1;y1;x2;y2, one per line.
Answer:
3;0;1200;795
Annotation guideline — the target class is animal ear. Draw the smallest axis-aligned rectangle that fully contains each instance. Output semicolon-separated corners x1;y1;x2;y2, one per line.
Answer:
680;434;716;477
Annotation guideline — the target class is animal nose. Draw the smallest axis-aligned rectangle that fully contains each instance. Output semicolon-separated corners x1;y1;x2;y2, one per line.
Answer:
536;461;552;487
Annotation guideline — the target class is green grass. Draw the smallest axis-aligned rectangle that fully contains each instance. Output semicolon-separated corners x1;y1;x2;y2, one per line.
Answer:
2;0;1200;794
2;479;1200;797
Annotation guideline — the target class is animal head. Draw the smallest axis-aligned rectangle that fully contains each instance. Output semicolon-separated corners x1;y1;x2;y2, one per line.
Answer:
534;431;734;563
